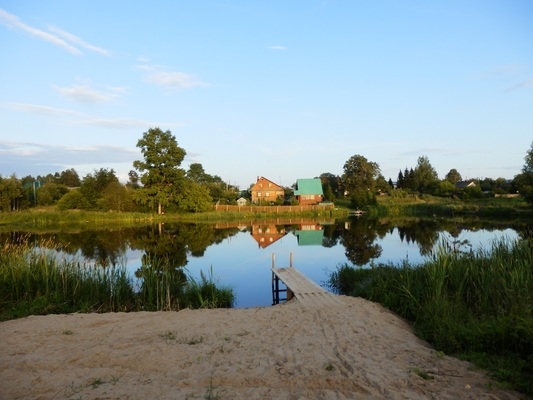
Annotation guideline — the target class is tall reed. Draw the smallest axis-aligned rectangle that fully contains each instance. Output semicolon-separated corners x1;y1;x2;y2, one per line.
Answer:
326;236;533;395
0;238;235;321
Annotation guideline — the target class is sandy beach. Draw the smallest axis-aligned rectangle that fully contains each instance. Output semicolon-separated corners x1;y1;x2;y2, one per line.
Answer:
0;296;525;400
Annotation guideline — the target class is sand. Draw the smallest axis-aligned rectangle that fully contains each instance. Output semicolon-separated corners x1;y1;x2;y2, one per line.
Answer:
0;296;526;400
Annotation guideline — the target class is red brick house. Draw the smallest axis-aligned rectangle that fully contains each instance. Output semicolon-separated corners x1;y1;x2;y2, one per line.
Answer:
250;176;284;204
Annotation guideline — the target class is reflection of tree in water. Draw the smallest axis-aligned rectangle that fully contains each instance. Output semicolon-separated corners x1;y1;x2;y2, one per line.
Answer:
396;219;440;256
129;223;241;271
321;223;344;248
57;229;130;266
340;218;383;266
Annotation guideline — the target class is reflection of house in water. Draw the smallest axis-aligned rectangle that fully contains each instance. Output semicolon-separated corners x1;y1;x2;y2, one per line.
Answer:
251;224;287;248
294;223;324;246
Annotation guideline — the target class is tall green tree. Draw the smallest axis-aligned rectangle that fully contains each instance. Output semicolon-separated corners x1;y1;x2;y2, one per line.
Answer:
342;155;381;208
342;155;381;193
413;156;439;194
514;142;533;205
133;128;187;214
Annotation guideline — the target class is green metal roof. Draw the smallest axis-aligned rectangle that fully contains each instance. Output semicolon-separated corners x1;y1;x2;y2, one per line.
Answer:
293;178;323;195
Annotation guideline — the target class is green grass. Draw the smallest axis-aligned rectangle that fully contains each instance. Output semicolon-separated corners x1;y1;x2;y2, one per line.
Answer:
326;236;533;396
0;238;235;321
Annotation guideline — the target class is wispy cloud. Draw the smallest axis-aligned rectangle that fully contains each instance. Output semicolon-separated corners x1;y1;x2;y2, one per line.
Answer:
0;8;109;56
3;102;181;129
136;64;209;89
47;25;110;56
0;141;138;175
267;45;287;51
55;84;124;104
505;79;533;93
5;102;82;117
81;117;183;129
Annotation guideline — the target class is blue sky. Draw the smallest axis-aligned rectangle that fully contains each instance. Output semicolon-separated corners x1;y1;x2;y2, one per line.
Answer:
1;1;532;189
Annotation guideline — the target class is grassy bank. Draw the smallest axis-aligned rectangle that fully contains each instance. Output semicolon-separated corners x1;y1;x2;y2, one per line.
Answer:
0;238;234;321
377;194;532;219
326;237;533;395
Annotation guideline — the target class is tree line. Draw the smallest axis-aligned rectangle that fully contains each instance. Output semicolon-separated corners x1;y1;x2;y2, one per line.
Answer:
1;128;533;213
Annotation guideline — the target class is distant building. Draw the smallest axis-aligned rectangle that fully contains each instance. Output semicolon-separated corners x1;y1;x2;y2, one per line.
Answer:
455;180;476;189
250;176;284;204
294;178;324;205
236;197;247;206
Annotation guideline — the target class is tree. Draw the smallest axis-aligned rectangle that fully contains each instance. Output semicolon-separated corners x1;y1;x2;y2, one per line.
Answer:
133;128;187;214
56;189;91;210
187;163;209;183
412;156;439;194
514;142;533;205
36;183;69;206
59;168;81;187
342;155;381;193
319;172;342;199
126;170;141;189
98;181;135;212
396;170;404;188
79;168;119;210
445;169;462;185
342;155;381;208
0;175;23;211
178;181;213;212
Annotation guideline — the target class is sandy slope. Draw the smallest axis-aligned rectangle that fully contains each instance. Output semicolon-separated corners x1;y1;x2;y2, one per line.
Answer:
0;296;525;400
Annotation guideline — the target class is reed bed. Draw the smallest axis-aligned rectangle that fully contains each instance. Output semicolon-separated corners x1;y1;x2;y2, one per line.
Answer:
0;238;235;321
326;236;533;395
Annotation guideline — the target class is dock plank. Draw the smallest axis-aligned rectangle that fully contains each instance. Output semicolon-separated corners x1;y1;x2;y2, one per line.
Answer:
272;267;343;307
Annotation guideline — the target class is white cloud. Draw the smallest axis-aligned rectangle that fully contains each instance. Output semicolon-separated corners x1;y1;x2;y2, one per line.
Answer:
0;8;81;55
145;70;209;89
0;8;109;56
47;25;110;56
135;63;208;89
55;84;121;104
267;45;287;51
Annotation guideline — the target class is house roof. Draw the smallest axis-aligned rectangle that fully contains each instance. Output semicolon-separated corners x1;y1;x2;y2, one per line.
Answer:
294;178;324;195
251;176;283;191
455;180;476;189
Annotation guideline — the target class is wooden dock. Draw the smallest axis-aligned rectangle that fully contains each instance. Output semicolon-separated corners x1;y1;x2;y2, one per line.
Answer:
271;254;343;307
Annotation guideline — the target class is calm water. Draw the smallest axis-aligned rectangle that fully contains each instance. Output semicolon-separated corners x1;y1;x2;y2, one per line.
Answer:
161;225;520;308
8;217;525;308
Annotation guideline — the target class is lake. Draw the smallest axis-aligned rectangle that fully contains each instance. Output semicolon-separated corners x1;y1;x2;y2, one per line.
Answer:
6;217;527;308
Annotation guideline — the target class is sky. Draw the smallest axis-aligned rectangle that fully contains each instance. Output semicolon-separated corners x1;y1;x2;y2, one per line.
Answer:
1;1;532;189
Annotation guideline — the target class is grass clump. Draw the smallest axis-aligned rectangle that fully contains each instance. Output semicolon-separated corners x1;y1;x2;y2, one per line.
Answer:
0;238;235;321
326;236;533;396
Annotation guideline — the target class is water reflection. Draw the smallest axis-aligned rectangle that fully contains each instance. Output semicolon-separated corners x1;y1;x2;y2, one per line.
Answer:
3;217;530;307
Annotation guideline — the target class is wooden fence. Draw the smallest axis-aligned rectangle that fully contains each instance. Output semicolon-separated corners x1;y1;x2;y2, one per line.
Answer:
214;204;335;213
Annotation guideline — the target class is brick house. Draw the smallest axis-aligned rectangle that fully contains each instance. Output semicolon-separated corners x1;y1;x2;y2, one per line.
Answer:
250;176;284;204
294;178;324;205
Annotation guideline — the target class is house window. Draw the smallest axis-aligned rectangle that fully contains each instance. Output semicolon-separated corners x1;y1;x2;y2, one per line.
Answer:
258;192;261;197
265;192;270;197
